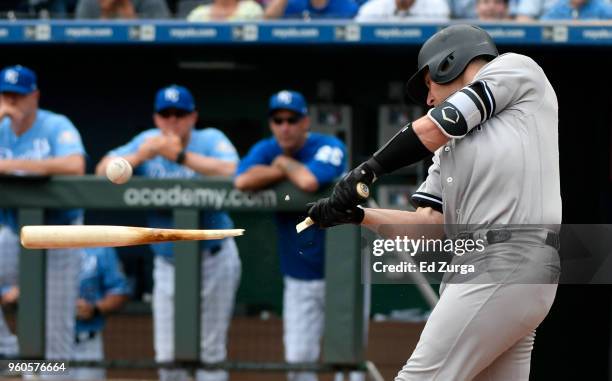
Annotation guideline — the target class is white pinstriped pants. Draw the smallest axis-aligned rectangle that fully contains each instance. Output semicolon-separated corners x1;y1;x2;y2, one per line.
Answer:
153;238;241;381
71;333;105;380
0;226;81;361
283;276;326;381
283;277;367;381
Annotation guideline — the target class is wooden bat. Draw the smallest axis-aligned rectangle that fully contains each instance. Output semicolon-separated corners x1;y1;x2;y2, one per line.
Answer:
20;225;245;249
296;182;370;234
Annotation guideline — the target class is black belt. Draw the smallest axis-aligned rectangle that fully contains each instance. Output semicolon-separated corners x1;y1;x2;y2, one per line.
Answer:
209;244;222;256
75;330;98;344
455;230;560;250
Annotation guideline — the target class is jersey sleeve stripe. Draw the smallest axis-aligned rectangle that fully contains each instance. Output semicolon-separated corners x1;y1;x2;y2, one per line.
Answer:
467;81;494;120
482;81;496;118
412;192;442;204
461;87;485;123
411;192;443;213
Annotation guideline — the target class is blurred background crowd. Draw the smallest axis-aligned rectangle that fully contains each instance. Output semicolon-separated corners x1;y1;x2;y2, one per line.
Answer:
0;0;611;23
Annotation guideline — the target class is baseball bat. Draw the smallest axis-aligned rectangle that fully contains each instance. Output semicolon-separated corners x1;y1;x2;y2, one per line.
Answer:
296;182;370;234
20;225;245;249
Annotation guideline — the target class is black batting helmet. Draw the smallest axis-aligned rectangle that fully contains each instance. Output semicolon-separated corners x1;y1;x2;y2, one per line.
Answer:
405;24;498;106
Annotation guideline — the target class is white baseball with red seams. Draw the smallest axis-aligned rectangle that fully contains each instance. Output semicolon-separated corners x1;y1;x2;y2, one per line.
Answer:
105;157;132;184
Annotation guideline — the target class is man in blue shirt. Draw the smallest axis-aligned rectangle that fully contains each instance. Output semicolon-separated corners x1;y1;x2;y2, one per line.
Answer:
0;65;86;362
264;0;358;19
72;247;130;380
95;85;241;381
234;90;346;381
542;0;612;19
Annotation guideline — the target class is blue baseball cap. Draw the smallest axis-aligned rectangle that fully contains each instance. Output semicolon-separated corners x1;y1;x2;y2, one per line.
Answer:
0;65;37;94
155;85;195;113
269;90;308;116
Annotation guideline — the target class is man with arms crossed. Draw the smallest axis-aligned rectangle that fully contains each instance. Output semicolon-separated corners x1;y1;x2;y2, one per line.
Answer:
234;90;346;381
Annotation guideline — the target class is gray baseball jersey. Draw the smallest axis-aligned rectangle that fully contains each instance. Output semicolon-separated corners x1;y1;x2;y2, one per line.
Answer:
411;53;561;234
397;52;561;381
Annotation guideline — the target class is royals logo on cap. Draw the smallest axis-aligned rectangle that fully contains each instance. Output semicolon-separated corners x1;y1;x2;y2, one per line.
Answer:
269;90;308;116
155;85;195;112
4;69;19;84
164;88;180;102
0;65;37;94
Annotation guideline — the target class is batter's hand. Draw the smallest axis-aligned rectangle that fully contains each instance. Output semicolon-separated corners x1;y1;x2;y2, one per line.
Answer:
307;197;364;228
330;162;376;209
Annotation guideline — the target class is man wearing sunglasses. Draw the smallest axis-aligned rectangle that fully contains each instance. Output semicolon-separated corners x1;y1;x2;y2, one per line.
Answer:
234;90;347;381
96;85;241;381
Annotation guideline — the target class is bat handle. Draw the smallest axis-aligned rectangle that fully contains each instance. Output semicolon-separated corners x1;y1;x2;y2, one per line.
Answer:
355;182;370;199
295;182;370;234
296;217;314;233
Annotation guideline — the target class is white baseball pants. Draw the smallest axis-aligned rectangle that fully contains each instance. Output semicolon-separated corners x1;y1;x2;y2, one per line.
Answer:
153;238;241;381
0;226;81;361
71;333;105;380
283;276;326;381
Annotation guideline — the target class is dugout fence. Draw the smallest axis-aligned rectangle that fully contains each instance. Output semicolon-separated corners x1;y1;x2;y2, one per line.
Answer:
0;175;376;379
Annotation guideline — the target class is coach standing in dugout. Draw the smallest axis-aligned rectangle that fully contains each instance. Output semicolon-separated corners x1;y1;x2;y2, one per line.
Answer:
96;85;241;381
0;65;86;362
234;90;347;381
72;247;130;380
308;25;561;380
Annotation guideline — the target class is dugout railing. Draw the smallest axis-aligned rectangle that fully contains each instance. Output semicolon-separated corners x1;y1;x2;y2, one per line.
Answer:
0;175;368;376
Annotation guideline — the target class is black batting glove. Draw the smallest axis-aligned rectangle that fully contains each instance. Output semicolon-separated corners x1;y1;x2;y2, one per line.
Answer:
307;197;365;228
329;161;378;209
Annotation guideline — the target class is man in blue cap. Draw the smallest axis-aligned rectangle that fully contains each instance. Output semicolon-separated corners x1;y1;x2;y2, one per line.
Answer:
234;90;347;381
0;65;86;363
96;85;241;381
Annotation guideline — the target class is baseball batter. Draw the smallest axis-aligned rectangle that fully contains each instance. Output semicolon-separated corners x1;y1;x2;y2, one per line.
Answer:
0;65;85;362
308;25;561;380
96;85;241;381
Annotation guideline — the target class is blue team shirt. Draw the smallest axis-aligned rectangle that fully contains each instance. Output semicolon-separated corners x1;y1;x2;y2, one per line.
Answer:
283;0;358;18
109;127;239;260
76;247;130;334
236;133;346;280
542;0;612;19
0;109;86;232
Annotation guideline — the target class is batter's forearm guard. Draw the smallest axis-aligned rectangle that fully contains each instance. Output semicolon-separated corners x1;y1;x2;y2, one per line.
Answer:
427;80;496;138
365;122;432;178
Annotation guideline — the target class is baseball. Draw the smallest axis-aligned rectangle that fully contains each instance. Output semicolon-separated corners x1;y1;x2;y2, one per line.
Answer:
105;157;133;184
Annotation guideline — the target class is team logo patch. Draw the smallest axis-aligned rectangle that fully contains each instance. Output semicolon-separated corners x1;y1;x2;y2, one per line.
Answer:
164;88;180;103
4;69;18;84
58;130;77;144
277;91;293;104
215;141;236;154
